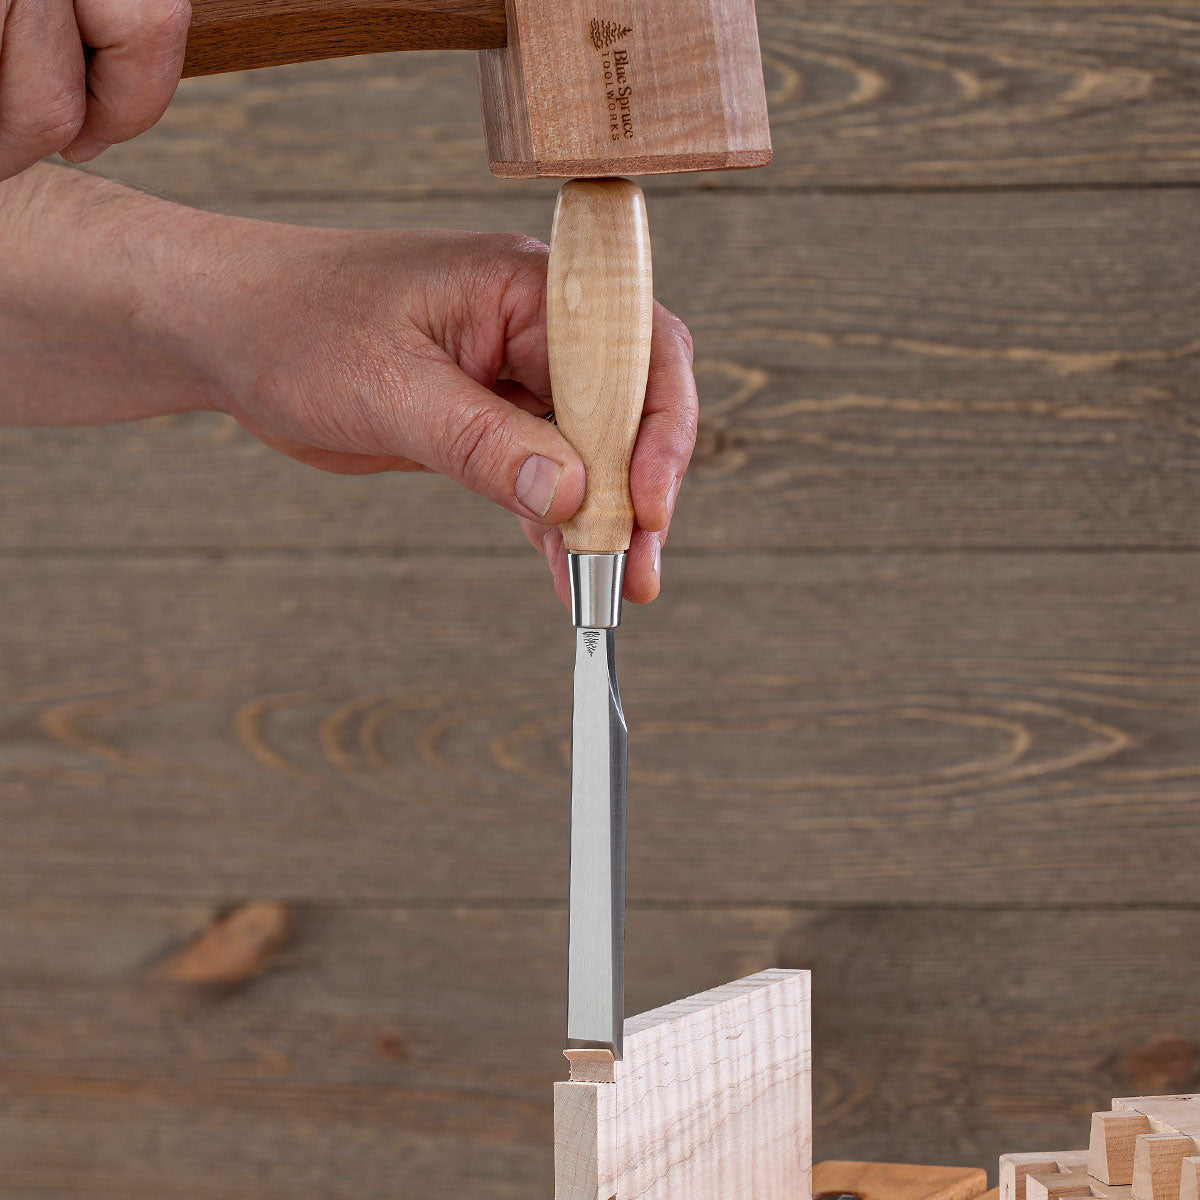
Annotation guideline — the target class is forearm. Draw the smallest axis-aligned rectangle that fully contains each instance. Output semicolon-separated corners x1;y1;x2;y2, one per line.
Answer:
0;164;232;424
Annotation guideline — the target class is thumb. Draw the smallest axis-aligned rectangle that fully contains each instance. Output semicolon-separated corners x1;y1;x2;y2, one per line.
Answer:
408;361;586;524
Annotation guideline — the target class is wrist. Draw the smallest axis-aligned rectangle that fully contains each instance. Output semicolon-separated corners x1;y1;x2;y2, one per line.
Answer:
0;166;242;423
90;178;248;418
160;211;357;423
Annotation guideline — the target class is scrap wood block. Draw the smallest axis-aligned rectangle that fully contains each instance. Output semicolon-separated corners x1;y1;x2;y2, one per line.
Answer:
1101;1097;1200;1200
1008;1098;1200;1200
813;1160;988;1200
1000;1152;1092;1200
1092;1113;1154;1185
1024;1168;1130;1200
1132;1136;1198;1200
1179;1158;1200;1200
554;969;810;1200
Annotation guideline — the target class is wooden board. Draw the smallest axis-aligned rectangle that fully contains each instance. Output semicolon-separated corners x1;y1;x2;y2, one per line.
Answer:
555;970;810;1199
86;0;1200;195
0;552;1197;904
5;189;1200;554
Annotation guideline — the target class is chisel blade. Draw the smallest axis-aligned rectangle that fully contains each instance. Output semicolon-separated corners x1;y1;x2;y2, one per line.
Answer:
566;625;627;1058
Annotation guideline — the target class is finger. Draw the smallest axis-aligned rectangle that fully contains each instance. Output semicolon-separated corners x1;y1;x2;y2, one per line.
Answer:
518;514;547;554
623;526;662;605
399;358;586;525
629;305;697;535
516;519;571;613
493;237;553;399
0;0;86;178
542;526;570;611
61;0;190;162
520;516;661;611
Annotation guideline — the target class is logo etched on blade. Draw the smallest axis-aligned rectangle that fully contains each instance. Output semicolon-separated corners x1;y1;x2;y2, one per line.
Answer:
582;630;602;657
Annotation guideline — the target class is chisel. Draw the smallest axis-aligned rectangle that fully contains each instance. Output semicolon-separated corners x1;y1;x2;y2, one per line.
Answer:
547;178;653;1060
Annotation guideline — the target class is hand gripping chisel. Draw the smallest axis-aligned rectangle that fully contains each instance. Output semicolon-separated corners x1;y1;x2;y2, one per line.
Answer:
547;177;653;1060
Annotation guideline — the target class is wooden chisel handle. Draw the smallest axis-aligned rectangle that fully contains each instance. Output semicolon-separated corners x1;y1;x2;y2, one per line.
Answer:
182;0;507;77
547;178;654;556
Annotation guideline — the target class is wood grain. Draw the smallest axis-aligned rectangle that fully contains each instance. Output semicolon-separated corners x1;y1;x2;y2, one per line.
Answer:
0;552;1195;904
88;0;1200;197
4;190;1198;553
183;0;507;77
555;971;810;1200
548;179;652;553
0;905;1197;1196
1093;1113;1153;1186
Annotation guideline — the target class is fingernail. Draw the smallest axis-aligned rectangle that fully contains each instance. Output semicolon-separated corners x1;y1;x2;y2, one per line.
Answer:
653;534;662;576
665;474;681;519
60;138;111;164
516;454;563;517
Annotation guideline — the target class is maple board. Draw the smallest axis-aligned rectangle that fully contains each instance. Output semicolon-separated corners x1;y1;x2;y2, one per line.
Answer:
555;970;810;1200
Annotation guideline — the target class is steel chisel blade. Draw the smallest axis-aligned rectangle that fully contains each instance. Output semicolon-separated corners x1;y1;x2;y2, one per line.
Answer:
566;626;627;1058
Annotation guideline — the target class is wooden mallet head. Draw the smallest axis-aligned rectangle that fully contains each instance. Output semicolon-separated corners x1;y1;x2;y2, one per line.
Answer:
476;0;770;178
182;0;770;181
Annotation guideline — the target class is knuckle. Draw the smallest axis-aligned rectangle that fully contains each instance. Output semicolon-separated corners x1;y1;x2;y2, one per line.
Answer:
444;405;509;486
675;404;699;455
6;91;87;157
662;309;694;358
490;232;548;283
138;0;193;43
665;387;699;454
495;233;550;290
498;232;549;262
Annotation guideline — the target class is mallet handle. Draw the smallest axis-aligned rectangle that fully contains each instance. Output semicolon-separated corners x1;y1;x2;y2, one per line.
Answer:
183;0;506;77
548;179;653;555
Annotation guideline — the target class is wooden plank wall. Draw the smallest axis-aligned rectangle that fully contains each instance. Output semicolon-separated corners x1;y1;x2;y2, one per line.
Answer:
3;1;1199;1194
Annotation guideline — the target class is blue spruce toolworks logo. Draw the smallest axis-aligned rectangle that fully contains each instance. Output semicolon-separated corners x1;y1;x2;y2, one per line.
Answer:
590;18;632;50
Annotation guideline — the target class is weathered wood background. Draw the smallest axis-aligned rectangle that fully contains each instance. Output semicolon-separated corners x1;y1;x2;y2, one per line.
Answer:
3;1;1199;1194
